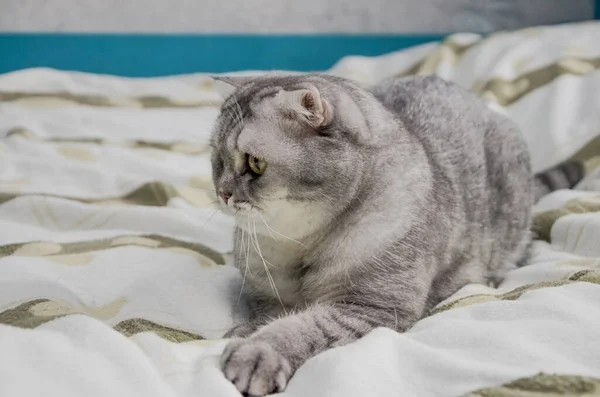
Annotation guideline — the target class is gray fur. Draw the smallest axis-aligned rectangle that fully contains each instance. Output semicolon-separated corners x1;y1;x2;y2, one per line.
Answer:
209;74;565;396
533;160;586;200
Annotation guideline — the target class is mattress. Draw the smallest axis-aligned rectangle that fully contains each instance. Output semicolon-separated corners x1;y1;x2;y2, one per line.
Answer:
1;21;600;397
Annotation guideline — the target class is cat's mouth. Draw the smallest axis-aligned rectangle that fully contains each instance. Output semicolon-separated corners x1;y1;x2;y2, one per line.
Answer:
220;200;263;217
234;201;262;213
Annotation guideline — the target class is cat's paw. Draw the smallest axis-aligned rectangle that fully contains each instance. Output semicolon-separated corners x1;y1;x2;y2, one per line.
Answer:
223;322;259;338
221;338;292;396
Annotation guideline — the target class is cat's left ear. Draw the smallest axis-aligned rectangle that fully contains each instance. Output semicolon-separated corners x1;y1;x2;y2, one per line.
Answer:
277;87;333;129
211;76;255;98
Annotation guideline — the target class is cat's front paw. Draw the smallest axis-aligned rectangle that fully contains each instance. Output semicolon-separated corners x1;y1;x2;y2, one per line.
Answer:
223;322;259;338
221;338;292;396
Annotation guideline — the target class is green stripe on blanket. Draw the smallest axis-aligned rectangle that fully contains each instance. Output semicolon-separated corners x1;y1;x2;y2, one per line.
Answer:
428;270;600;317
0;181;217;208
531;151;600;242
463;373;600;397
0;299;205;342
533;195;600;243
0;90;220;108
570;136;600;165
115;319;204;342
0;234;226;266
6;127;211;156
392;34;600;106
473;56;600;106
396;36;479;77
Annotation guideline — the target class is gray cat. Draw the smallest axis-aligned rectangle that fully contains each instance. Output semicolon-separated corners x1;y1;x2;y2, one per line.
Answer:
209;74;584;396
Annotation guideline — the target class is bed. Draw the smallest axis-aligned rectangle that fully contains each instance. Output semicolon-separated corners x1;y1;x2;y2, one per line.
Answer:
1;21;600;396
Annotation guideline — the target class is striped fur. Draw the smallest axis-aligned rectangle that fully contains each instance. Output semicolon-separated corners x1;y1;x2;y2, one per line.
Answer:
211;75;538;396
533;160;586;201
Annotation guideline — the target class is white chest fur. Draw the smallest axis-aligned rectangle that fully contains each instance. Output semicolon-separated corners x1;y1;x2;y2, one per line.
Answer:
232;191;333;305
235;222;309;305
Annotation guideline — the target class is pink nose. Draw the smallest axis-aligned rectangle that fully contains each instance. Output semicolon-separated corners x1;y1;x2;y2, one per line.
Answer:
219;190;232;203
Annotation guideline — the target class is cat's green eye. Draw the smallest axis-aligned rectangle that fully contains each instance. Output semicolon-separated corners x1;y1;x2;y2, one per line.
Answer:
248;155;267;175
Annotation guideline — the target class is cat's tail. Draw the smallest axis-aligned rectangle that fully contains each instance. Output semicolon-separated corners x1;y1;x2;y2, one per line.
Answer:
533;160;586;202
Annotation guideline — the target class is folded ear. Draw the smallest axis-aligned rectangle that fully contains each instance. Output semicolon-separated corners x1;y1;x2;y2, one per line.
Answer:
212;76;257;87
277;87;333;129
211;76;256;98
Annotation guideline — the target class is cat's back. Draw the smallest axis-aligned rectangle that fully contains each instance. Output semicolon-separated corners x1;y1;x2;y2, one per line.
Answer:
372;75;533;284
372;75;508;151
371;75;529;185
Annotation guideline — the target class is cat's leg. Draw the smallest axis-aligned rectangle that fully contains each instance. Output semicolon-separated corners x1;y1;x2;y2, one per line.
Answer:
224;316;271;338
224;297;286;338
223;321;262;338
220;302;409;396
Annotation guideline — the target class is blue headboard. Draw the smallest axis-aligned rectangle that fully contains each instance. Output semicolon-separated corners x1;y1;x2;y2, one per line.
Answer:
0;0;598;77
0;34;444;77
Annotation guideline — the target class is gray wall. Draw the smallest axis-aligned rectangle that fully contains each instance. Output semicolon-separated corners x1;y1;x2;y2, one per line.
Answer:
0;0;595;33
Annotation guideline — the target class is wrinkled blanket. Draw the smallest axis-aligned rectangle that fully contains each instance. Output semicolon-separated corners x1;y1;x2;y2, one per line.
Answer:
1;21;600;397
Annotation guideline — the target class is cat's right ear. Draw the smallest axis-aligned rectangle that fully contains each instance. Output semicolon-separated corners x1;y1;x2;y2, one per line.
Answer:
276;88;333;129
211;76;256;99
211;77;238;99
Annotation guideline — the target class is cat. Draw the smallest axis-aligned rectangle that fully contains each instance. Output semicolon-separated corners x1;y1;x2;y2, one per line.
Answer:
209;74;585;396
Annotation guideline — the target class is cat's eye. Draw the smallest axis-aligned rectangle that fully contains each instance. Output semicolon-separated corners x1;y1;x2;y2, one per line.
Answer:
248;155;267;175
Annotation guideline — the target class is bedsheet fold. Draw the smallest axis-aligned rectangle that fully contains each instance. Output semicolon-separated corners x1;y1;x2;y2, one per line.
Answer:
1;21;600;397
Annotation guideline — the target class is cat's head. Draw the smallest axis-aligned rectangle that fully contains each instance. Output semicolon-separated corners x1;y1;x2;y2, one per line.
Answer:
209;75;379;238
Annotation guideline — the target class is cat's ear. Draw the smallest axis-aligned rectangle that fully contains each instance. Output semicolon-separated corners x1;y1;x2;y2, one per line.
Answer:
212;75;257;87
277;88;333;129
211;76;255;98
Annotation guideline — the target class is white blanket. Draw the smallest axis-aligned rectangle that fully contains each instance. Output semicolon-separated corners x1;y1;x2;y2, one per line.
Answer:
1;21;600;397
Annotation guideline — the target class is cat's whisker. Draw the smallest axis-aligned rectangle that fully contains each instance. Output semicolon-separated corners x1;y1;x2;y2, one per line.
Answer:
245;217;253;277
233;97;245;128
257;213;276;240
258;212;307;248
251;218;286;312
200;208;219;229
191;187;217;192
225;106;241;130
238;227;250;302
231;107;242;130
224;95;243;129
246;220;277;268
228;99;242;126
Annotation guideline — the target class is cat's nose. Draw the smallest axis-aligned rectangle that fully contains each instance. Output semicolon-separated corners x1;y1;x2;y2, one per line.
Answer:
219;190;232;204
